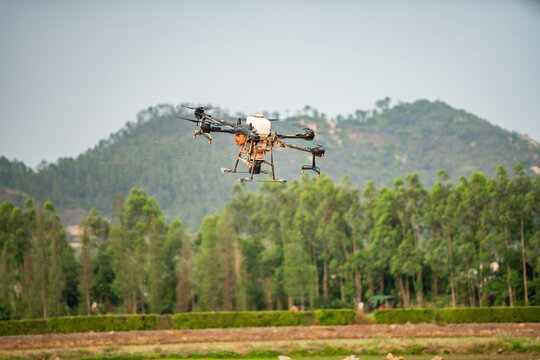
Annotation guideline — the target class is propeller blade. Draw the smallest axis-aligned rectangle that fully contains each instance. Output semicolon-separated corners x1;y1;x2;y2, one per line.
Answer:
174;115;200;124
296;125;327;135
182;105;212;111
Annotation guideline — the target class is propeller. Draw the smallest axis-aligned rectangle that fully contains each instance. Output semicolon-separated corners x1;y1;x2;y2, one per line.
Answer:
174;115;200;124
285;123;327;135
182;105;212;111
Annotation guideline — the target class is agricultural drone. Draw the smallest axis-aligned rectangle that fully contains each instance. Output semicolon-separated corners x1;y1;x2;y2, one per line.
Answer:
176;105;325;183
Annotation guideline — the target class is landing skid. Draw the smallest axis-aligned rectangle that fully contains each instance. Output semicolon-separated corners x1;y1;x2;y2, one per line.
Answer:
223;142;286;183
238;178;287;184
221;168;268;175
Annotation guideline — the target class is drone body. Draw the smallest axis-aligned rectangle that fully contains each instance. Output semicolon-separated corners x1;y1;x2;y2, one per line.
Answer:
177;106;325;183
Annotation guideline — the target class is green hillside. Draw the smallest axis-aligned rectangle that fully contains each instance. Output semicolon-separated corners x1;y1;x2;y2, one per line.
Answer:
1;100;539;229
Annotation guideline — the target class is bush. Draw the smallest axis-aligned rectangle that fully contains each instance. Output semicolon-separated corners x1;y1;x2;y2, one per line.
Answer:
172;310;307;329
374;306;540;324
48;314;157;333
171;309;355;329
374;309;435;324
0;309;356;335
0;314;158;336
0;319;49;336
437;306;540;324
314;309;356;325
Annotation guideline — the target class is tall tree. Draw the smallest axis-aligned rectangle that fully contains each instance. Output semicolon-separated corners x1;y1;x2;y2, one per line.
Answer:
486;166;516;306
513;164;532;304
79;208;110;315
196;215;225;311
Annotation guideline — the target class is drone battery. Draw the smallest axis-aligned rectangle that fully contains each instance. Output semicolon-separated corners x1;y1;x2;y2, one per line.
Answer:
246;114;271;136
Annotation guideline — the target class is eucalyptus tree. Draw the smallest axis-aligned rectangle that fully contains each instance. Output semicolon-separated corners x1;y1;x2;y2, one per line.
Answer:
457;173;489;306
283;211;316;310
313;176;339;305
15;200;78;318
361;181;378;297
370;185;399;302
338;176;364;304
513;164;532;303
404;173;427;305
389;175;427;306
110;188;166;313
79;208;110;315
0;201;27;319
442;180;464;306
195;215;226;311
424;170;452;302
296;176;322;305
526;175;540;303
486;166;516;305
162;219;191;313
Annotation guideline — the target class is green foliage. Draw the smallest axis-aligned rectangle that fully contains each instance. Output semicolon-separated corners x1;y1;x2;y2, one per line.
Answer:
1;129;540;318
374;309;435;324
172;311;306;329
171;310;355;329
47;314;158;333
247;349;281;358
437;306;540;323
314;309;356;325
0;299;13;320
0;318;49;336
0;314;158;336
312;345;351;356
374;306;540;324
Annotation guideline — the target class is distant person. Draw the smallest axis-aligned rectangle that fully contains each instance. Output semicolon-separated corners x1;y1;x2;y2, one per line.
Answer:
290;305;299;312
357;301;364;313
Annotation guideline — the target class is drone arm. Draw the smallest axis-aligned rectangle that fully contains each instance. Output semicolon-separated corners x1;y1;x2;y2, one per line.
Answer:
206;115;236;128
276;132;314;141
276;140;325;175
275;140;313;153
275;140;325;156
207;126;237;134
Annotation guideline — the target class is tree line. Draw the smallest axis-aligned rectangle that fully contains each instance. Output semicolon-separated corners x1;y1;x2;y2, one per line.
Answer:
0;164;539;319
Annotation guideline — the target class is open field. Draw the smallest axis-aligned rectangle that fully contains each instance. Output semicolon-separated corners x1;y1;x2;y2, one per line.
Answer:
1;324;539;360
1;339;539;360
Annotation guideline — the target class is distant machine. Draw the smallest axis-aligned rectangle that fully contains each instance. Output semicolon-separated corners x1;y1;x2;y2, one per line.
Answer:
176;105;325;183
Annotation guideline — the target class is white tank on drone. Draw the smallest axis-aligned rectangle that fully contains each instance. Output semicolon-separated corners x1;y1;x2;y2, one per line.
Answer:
246;114;271;136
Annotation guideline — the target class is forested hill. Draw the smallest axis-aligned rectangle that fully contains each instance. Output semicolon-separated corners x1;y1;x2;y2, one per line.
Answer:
1;100;539;229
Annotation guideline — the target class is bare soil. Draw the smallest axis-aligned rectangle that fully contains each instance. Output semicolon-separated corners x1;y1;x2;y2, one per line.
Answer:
1;323;539;351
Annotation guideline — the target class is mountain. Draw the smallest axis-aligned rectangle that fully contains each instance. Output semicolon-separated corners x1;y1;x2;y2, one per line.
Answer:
1;100;539;229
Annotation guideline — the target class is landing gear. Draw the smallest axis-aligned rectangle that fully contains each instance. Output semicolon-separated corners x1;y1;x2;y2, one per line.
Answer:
301;154;321;176
223;141;287;183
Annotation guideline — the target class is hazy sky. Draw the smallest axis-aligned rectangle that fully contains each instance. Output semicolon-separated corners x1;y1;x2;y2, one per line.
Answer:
1;0;539;168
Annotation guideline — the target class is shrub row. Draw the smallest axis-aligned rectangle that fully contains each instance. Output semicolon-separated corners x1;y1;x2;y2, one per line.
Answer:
0;309;356;336
171;309;356;329
374;306;540;324
437;306;540;323
0;315;158;336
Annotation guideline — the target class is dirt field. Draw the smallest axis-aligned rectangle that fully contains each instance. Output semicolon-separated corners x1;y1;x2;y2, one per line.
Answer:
1;323;539;351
